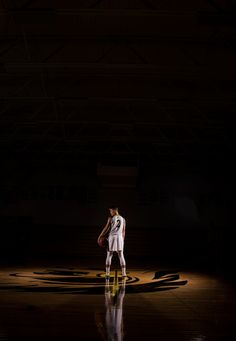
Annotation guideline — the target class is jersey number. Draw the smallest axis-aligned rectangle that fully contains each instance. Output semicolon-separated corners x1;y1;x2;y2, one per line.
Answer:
114;219;121;232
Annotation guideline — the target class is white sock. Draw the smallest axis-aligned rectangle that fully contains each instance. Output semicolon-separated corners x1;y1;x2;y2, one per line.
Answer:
105;251;113;276
118;251;126;276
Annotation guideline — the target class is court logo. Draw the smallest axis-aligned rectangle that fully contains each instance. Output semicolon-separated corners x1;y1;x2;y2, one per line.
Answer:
0;268;188;294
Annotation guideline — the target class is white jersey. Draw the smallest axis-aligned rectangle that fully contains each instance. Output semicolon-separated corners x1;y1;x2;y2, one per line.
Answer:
109;215;125;236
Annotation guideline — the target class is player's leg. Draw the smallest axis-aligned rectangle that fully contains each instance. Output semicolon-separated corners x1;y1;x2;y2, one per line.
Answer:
105;250;113;277
117;250;127;277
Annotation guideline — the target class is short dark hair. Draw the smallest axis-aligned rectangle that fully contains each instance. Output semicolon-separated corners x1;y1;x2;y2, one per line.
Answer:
109;205;118;210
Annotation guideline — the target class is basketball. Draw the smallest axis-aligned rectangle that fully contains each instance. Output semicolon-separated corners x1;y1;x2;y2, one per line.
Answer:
98;236;106;248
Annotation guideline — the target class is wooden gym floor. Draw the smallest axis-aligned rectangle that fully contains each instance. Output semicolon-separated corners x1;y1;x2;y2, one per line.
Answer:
0;261;235;341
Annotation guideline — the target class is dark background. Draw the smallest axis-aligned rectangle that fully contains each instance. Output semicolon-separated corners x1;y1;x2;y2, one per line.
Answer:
0;1;234;275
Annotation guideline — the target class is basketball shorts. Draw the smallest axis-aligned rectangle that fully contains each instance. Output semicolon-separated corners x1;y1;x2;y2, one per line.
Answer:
108;234;124;252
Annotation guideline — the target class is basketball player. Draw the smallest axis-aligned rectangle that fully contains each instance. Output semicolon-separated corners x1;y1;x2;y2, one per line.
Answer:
97;206;127;280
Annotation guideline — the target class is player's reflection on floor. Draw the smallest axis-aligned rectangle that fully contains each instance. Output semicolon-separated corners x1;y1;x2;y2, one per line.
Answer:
95;273;126;341
105;278;126;341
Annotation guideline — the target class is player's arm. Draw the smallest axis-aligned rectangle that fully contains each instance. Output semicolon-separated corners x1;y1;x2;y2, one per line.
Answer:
122;218;126;239
98;217;111;241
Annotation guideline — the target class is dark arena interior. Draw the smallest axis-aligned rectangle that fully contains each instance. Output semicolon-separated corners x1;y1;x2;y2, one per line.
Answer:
0;1;235;340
